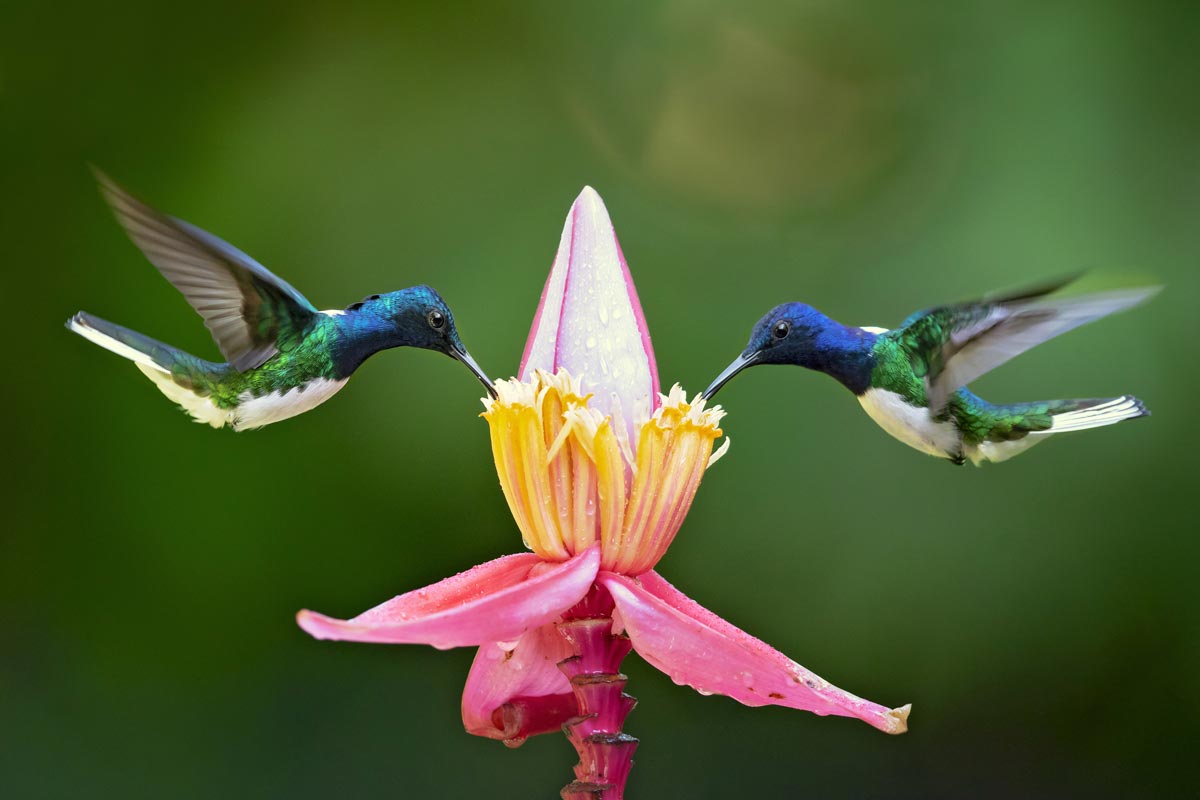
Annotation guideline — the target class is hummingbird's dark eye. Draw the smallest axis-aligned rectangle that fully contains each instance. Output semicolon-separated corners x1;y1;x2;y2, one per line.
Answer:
773;320;791;340
427;309;446;330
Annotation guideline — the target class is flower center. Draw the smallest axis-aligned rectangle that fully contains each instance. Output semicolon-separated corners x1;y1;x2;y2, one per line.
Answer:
482;369;729;575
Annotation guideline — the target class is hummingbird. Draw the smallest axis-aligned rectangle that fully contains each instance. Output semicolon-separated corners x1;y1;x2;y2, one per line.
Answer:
703;278;1158;465
67;171;494;431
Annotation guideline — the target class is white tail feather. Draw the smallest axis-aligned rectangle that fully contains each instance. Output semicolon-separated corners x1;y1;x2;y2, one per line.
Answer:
1037;395;1146;434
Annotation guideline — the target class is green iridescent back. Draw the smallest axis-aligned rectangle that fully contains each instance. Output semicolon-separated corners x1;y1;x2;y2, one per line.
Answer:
160;315;341;409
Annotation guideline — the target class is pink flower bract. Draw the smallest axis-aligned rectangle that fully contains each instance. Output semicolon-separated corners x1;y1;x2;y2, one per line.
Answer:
297;187;909;757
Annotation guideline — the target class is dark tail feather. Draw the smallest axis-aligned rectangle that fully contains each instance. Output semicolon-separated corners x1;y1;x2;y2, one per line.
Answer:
66;311;191;372
67;311;236;427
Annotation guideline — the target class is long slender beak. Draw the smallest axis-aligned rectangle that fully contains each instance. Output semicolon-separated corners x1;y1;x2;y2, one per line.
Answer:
451;346;497;398
702;350;760;400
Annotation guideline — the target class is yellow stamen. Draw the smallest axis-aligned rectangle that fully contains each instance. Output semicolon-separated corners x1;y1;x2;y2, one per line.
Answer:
481;369;727;574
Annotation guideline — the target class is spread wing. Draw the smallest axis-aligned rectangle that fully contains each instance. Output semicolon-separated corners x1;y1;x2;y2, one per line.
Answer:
897;279;1159;412
897;274;1082;330
95;170;319;371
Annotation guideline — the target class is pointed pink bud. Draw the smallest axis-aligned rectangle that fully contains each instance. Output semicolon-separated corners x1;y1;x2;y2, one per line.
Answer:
599;572;911;734
296;547;600;651
520;187;660;442
461;624;576;745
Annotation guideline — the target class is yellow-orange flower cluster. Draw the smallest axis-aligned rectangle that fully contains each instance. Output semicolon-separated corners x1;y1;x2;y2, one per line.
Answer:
482;369;729;575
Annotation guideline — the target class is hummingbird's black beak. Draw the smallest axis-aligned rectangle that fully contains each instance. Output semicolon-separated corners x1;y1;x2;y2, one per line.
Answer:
702;350;760;400
452;346;497;398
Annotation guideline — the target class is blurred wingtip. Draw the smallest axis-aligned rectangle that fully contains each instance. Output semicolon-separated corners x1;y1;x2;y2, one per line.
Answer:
985;272;1085;304
88;163;117;194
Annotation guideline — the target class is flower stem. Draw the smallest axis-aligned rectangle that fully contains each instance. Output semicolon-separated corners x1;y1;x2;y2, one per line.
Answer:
556;584;638;800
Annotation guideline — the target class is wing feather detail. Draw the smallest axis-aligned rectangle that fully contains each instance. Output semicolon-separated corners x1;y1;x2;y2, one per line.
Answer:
899;283;1159;411
94;170;318;371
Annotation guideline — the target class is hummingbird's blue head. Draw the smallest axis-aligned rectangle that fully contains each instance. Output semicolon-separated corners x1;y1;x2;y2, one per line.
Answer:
703;302;873;398
742;302;828;366
345;285;495;395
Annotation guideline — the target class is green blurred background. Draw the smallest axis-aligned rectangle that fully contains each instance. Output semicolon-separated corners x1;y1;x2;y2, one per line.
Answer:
4;1;1197;796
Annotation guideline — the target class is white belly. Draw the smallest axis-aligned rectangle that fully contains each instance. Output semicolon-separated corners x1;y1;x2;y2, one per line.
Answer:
230;378;349;430
857;388;961;459
137;363;237;428
964;438;1040;465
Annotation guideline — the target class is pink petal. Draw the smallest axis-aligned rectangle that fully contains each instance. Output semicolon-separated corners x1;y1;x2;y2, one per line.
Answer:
599;572;911;734
297;548;600;651
520;186;660;441
461;624;577;746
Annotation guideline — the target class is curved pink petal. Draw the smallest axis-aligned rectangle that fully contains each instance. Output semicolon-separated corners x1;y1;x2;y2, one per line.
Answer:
462;624;577;746
297;548;600;651
600;572;910;734
520;186;660;442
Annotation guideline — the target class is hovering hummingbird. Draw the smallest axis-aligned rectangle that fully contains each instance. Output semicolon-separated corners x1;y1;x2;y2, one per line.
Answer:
703;278;1158;465
67;171;494;431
